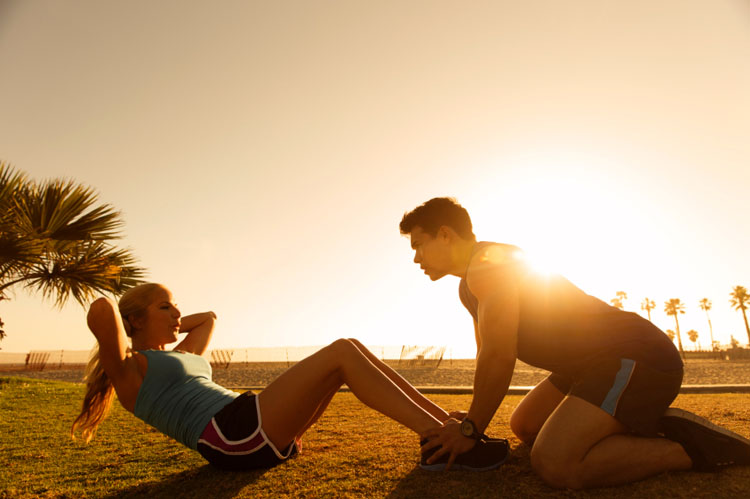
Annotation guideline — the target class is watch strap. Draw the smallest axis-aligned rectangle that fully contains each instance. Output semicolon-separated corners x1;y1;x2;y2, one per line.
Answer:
461;417;481;440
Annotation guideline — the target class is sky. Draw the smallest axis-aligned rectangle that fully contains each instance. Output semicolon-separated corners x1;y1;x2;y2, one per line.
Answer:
1;0;749;359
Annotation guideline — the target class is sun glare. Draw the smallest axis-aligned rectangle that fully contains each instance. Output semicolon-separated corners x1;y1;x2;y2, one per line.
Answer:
523;250;558;276
468;150;649;297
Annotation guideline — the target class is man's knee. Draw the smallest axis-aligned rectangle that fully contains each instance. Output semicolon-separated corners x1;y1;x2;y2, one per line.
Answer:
509;410;538;445
530;445;585;490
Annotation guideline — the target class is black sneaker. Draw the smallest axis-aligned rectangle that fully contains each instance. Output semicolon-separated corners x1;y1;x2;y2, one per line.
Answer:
659;407;750;471
419;437;509;472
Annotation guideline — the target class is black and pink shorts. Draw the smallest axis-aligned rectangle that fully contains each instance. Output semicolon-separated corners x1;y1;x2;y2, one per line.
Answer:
197;391;297;471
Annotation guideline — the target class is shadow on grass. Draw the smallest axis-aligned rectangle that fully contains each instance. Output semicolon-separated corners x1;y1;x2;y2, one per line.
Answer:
385;444;556;498
102;464;270;499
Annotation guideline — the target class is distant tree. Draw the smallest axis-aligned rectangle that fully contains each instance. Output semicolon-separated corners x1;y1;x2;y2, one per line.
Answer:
687;329;699;350
0;162;146;343
698;298;715;350
730;335;740;349
610;291;627;310
641;298;656;321
664;298;686;360
729;286;750;346
665;329;676;342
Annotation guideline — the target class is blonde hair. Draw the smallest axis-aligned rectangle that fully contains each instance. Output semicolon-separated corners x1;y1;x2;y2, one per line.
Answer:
71;283;164;442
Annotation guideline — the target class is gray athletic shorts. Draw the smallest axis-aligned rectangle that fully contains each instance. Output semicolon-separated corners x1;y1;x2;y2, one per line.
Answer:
547;358;683;436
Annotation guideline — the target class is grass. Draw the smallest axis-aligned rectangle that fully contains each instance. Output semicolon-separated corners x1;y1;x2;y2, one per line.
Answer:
1;377;750;498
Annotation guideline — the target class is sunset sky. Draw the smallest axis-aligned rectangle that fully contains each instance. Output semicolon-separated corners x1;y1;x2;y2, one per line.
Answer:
1;0;749;359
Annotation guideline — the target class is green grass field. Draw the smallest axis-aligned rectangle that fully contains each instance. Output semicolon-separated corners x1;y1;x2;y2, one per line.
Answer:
2;377;750;498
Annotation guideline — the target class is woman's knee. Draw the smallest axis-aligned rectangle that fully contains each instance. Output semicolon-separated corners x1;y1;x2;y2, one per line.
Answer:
326;338;359;361
346;337;365;351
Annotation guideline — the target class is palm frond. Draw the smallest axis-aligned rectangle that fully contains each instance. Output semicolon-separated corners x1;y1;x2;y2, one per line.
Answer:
0;162;26;205
0;232;44;286
730;286;749;310
13;178;124;242
20;241;146;308
1;165;148;313
0;162;27;229
663;298;685;315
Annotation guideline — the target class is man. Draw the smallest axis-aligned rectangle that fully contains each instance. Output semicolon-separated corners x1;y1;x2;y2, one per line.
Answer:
400;197;750;489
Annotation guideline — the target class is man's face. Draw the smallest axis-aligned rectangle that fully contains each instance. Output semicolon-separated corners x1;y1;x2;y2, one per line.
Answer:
409;226;452;281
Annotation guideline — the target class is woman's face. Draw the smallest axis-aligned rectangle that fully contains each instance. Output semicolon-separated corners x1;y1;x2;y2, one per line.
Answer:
136;287;182;345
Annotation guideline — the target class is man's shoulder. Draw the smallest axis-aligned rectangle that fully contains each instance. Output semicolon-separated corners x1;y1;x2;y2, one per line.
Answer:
465;242;526;299
470;242;525;269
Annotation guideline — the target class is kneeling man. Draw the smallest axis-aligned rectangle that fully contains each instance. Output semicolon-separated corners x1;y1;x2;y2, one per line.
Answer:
401;197;750;489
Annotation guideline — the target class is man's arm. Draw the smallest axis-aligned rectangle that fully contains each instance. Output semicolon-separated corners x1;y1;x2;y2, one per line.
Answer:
467;284;518;433
474;319;481;353
422;251;520;468
174;312;217;355
447;319;484;421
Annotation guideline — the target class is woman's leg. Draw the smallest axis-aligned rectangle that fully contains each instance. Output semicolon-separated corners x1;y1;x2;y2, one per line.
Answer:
347;338;449;422
293;385;339;448
258;339;443;450
286;339;448;449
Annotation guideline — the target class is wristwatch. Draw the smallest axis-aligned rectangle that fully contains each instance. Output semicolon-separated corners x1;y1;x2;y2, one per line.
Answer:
460;417;481;440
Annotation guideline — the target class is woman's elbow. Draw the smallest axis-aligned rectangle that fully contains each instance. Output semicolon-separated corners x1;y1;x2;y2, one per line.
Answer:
87;298;118;327
89;297;116;311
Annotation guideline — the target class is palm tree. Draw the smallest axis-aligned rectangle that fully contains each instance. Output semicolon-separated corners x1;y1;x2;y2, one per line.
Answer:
0;162;146;342
664;298;686;360
698;298;716;350
665;329;676;342
641;298;656;321
687;329;699;350
729;286;750;346
610;291;627;310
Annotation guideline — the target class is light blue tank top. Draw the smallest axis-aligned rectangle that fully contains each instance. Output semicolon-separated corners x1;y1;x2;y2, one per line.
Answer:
133;350;239;450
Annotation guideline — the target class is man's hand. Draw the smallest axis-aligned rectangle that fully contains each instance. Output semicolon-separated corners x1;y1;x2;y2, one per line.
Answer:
420;419;477;470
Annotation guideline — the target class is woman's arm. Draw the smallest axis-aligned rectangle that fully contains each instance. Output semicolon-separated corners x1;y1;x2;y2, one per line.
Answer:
174;311;217;355
87;297;130;382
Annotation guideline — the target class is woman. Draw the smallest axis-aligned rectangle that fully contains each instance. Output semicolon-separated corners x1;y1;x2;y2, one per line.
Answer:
72;283;507;471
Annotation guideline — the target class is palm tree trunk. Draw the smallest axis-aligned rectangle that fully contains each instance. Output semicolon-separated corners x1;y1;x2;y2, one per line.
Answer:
674;315;685;360
742;306;750;347
705;311;718;358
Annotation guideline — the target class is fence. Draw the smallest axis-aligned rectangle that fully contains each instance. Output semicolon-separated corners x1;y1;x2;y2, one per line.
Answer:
0;345;448;370
398;345;446;367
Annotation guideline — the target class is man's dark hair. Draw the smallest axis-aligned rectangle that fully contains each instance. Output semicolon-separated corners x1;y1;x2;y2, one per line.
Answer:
399;197;476;241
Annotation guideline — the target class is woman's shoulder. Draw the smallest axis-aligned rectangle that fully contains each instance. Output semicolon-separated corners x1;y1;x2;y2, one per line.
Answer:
111;352;147;412
129;350;149;376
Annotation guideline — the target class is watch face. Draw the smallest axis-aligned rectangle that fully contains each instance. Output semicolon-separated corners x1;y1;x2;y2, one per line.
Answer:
461;420;474;437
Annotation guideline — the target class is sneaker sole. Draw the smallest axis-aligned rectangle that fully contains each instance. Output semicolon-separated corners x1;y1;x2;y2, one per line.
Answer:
662;408;750;446
661;408;750;469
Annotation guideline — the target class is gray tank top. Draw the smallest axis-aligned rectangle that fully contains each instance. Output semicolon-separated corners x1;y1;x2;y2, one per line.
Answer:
134;350;239;449
459;242;683;377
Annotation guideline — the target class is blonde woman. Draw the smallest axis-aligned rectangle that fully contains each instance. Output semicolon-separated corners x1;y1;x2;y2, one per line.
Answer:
72;283;508;471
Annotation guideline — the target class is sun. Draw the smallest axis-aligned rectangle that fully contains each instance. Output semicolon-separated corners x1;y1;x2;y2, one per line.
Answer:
467;154;653;300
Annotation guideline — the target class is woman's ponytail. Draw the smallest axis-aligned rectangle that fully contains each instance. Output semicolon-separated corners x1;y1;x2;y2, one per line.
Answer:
71;345;116;442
